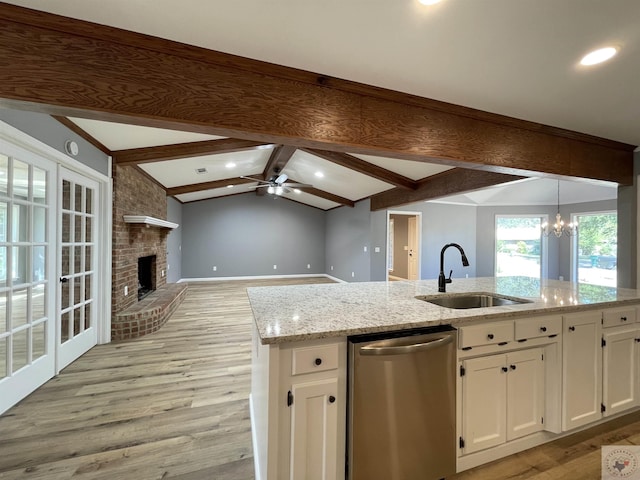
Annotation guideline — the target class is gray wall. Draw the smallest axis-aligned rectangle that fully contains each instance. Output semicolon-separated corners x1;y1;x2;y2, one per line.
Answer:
325;199;371;282
181;193;326;278
166;197;183;283
0;109;109;176
368;202;477;281
617;151;639;289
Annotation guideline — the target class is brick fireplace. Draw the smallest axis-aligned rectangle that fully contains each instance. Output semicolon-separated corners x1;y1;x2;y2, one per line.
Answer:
111;165;186;341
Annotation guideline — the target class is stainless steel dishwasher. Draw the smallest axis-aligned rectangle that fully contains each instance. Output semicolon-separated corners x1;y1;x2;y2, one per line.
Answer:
348;326;457;480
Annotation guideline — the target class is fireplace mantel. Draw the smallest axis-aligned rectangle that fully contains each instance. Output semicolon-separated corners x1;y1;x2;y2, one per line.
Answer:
123;215;178;229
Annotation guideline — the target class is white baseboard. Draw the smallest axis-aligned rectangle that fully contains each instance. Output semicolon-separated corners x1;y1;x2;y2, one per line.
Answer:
178;273;342;283
323;274;347;283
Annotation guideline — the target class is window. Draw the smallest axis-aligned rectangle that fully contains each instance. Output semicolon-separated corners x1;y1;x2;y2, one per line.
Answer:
572;211;617;287
495;216;545;279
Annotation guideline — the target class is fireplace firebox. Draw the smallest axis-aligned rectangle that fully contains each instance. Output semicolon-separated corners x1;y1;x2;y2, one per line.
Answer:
138;255;156;300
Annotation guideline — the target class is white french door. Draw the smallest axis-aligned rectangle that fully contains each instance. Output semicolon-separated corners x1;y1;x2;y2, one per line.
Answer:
57;167;98;371
0;125;107;415
0;144;56;414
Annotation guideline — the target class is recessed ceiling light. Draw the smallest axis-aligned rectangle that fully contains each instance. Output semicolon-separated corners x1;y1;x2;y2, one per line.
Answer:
314;171;324;178
580;46;618;66
225;162;236;169
195;167;207;174
418;0;441;5
293;189;301;194
226;184;234;188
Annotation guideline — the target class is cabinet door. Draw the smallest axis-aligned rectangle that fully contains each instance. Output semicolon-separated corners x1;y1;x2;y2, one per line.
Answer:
562;312;602;431
603;326;640;417
506;348;544;441
290;378;338;480
462;355;507;454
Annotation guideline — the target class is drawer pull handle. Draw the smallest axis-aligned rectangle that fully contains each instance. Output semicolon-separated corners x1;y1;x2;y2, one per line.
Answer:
621;316;628;321
540;326;547;332
314;358;322;366
487;334;494;340
510;364;516;370
329;395;336;404
501;367;508;373
569;326;576;332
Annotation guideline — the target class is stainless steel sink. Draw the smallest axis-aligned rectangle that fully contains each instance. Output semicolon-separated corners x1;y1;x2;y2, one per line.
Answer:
416;292;532;309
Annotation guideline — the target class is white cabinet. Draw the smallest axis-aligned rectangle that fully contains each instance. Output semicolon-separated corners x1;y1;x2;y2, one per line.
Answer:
289;378;339;480
602;324;640;417
279;340;346;480
461;348;544;454
562;311;602;431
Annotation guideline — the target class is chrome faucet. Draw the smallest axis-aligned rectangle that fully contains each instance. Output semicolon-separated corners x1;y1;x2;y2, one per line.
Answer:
438;243;470;292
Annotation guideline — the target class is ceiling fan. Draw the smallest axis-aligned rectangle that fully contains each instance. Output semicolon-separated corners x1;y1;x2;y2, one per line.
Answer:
241;173;312;196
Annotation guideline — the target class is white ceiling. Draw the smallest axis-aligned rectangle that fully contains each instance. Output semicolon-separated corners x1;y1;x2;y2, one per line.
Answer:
4;0;628;209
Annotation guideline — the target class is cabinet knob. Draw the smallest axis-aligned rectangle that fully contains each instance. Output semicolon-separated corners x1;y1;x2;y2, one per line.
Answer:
487;333;494;340
540;326;547;332
569;326;576;332
501;367;508;373
314;358;322;366
510;364;516;370
621;316;628;321
329;395;336;404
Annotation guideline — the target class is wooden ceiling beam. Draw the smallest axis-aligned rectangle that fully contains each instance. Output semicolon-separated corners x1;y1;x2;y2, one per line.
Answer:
51;115;112;154
166;176;254;196
288;178;355;207
257;144;298;196
370;168;526;211
262;145;297;180
113;138;274;166
0;4;634;192
302;148;417;190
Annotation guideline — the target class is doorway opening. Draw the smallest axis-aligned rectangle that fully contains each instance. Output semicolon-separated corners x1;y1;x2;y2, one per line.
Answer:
386;211;422;281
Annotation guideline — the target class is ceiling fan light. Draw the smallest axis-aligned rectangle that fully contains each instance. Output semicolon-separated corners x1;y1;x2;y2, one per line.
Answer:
275;186;284;195
267;186;275;194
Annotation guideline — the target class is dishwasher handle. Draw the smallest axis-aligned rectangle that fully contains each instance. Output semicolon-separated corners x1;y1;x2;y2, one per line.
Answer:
360;334;453;356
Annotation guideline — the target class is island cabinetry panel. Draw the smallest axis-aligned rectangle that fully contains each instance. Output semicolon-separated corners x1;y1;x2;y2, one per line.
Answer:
278;339;347;480
562;311;602;431
461;348;544;455
602;322;640;417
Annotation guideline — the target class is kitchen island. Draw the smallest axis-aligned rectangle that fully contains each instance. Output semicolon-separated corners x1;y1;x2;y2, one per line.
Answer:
248;277;640;480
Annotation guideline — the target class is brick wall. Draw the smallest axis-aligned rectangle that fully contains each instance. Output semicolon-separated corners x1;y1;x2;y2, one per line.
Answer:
112;165;168;319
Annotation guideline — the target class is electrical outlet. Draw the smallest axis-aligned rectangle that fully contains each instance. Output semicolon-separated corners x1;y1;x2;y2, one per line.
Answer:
403;245;409;251
374;247;380;253
273;264;277;270
351;272;355;278
307;264;311;269
331;266;334;271
124;285;128;296
161;270;165;277
213;266;217;271
363;246;367;252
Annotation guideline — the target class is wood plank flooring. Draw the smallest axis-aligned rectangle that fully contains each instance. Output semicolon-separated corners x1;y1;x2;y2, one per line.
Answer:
1;277;640;479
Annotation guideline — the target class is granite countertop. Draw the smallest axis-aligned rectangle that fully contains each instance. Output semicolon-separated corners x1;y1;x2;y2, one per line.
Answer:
247;277;640;344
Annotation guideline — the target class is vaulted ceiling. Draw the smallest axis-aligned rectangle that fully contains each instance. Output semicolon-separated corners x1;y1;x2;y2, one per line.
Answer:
0;1;636;210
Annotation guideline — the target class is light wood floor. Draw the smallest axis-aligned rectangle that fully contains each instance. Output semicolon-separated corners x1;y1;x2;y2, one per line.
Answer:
1;277;640;480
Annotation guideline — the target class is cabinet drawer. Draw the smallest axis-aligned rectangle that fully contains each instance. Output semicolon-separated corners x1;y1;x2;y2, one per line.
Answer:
291;344;339;375
603;307;636;328
459;321;513;349
515;315;562;340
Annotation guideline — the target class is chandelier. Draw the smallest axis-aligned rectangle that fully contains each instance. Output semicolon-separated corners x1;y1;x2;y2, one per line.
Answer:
541;181;578;238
